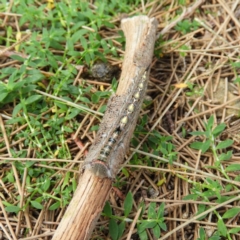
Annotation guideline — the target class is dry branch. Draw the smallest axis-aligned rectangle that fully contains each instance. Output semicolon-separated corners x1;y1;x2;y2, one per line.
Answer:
52;16;158;240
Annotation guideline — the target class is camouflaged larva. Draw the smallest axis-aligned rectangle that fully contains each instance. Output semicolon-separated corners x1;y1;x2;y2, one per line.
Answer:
85;67;148;178
83;94;126;170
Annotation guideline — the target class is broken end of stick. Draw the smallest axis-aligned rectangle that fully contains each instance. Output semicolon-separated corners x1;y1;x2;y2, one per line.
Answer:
118;15;158;94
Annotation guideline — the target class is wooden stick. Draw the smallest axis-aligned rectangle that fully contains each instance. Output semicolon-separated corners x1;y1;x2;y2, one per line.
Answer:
52;16;158;240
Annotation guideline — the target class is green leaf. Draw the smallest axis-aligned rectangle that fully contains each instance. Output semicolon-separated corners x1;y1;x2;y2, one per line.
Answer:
157;202;165;219
217;219;227;237
190;131;206;136
0;90;8;102
190;141;201;150
6;116;24;124
183;193;199;201
206;115;214;129
42;178;51;191
80;36;88;50
118;222;125;239
47;54;58;69
138;221;157;233
179;44;190;57
71;29;88;43
201;140;211;153
109;219;118;240
91;92;101;104
231;62;240;68
222;207;240;219
55;101;68;111
196;204;207;220
216;139;233;150
25;95;42;105
153;224;161;238
99;104;107;113
79;96;91;104
138;202;146;219
26;71;44;83
2;201;12;207
62;172;70;190
65;108;81;120
12;103;23;117
31;201;43;210
124;192;133;217
103;201;112;217
209;235;221;240
49;201;61;210
138;229;148;240
90;125;99;131
1;67;16;75
63;126;73;133
6;171;15;183
25;161;35;168
226;164;240;172
229;227;240;234
10;54;25;62
159;222;167;231
121;167;129;177
218;151;232;161
234;77;240;84
175;19;199;34
159;222;167;232
198;227;206;240
72;178;77;192
190;140;210;153
212;123;226;136
148;202;157;219
5;205;21;213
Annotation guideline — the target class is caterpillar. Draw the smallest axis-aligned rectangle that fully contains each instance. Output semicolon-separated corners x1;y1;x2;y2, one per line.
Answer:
86;67;149;178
